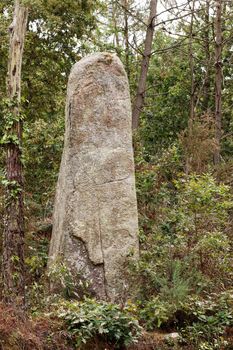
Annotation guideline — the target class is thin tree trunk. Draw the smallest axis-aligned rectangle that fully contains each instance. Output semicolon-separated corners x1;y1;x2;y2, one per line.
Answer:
111;1;121;57
123;0;130;79
132;0;157;130
203;0;211;111
2;0;28;306
214;0;222;164
185;0;195;174
189;0;195;124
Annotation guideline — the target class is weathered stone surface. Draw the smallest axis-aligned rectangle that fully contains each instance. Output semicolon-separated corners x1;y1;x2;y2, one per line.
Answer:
48;52;139;301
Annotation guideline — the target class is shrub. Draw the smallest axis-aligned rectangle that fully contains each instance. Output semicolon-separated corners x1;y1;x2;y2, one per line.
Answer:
139;297;176;330
47;260;90;299
57;298;142;348
134;172;233;302
138;290;233;349
180;290;233;349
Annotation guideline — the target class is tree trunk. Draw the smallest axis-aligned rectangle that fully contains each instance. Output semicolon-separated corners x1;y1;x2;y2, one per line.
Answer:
203;0;211;111
123;0;130;79
214;0;222;165
185;0;195;174
189;0;195;124
2;0;28;306
111;0;121;58
132;0;157;130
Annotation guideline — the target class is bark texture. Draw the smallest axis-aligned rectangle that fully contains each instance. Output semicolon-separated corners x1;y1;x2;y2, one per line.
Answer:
203;0;211;111
132;0;157;129
48;52;139;302
123;0;130;79
214;0;222;164
2;0;28;305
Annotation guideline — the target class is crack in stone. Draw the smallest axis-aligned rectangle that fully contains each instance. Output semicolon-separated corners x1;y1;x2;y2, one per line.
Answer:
70;168;131;188
70;235;106;299
95;174;131;186
97;194;108;300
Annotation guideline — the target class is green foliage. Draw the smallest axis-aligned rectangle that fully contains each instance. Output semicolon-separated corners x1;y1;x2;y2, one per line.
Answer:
139;297;176;329
57;298;142;348
25;237;48;279
174;173;233;226
0;97;24;136
0;176;22;204
180;291;233;349
139;33;190;156
0;0;101;214
138;290;233;349
135;162;233;300
136;144;183;235
48;261;90;299
134;149;233;347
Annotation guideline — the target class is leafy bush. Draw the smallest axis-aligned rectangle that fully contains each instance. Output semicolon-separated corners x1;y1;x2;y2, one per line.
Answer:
134;171;233;302
139;297;176;329
179;115;217;174
180;290;233;349
138;290;233;349
47;261;90;299
25;237;49;280
57;298;142;348
134;164;233;348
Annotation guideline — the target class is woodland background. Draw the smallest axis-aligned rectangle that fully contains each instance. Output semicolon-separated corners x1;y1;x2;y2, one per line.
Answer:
0;0;233;349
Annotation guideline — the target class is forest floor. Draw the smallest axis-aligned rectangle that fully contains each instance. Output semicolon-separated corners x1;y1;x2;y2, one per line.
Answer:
0;301;233;350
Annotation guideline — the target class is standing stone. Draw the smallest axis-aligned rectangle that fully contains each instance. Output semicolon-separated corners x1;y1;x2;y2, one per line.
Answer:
48;52;139;301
